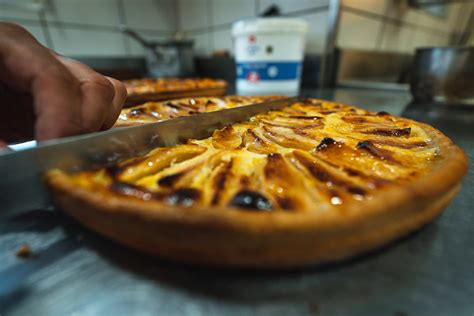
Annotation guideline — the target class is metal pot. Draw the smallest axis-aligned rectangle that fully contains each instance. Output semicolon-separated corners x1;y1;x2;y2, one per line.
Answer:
410;47;474;105
119;25;195;78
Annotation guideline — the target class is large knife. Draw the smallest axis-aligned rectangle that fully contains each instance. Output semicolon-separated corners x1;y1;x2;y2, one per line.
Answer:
0;97;300;216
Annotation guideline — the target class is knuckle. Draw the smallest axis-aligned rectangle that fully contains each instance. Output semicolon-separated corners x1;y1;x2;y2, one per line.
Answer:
87;75;115;103
43;59;84;95
115;80;128;101
46;64;81;90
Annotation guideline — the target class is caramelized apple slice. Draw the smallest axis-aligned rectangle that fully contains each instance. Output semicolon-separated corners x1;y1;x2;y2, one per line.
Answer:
116;144;207;183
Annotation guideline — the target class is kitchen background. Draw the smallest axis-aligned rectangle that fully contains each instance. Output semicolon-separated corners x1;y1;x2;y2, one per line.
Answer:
1;0;473;88
1;0;473;57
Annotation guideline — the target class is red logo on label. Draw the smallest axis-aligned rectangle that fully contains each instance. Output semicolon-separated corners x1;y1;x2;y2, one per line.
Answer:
248;35;256;43
247;71;260;82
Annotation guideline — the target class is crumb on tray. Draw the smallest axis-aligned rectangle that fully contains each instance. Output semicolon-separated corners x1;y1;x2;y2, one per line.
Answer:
16;244;33;258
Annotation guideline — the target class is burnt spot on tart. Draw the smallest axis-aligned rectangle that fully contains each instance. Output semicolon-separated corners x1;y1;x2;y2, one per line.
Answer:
229;190;272;211
105;164;122;178
206;99;216;106
158;172;185;187
361;127;411;137
166;188;201;207
356;140;397;162
315;137;339;151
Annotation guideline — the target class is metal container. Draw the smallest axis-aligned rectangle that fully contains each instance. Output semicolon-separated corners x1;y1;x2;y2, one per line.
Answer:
119;25;195;78
410;47;474;105
143;40;195;78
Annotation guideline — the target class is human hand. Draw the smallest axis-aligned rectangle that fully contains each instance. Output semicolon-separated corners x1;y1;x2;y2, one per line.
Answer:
0;22;126;146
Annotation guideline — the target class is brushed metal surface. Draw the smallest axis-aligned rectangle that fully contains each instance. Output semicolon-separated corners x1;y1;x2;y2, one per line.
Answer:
0;97;299;215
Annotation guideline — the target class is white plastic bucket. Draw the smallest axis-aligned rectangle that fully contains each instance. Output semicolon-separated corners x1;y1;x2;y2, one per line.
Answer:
232;18;308;96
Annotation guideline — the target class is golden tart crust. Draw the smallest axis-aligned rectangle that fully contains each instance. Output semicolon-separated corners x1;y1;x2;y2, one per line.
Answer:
47;98;468;268
123;78;227;107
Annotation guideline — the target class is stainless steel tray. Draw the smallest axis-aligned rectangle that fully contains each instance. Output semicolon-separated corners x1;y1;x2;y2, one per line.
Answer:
1;88;472;316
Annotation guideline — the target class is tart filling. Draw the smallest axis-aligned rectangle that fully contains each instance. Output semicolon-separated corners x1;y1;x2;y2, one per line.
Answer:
66;98;441;212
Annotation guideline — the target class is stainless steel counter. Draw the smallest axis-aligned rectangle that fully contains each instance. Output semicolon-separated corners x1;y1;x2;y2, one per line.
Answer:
1;87;473;316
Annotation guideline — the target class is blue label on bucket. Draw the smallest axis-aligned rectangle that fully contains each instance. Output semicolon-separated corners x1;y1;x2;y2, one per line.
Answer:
236;62;302;81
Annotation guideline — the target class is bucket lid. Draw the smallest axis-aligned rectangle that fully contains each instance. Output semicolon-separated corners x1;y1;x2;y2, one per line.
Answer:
232;17;308;36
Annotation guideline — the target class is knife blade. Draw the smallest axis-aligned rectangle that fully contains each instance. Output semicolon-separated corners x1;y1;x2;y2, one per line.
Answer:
0;97;300;215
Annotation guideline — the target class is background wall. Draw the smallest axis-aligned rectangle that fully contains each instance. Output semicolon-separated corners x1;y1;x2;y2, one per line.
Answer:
177;0;330;55
0;0;472;57
0;0;177;56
